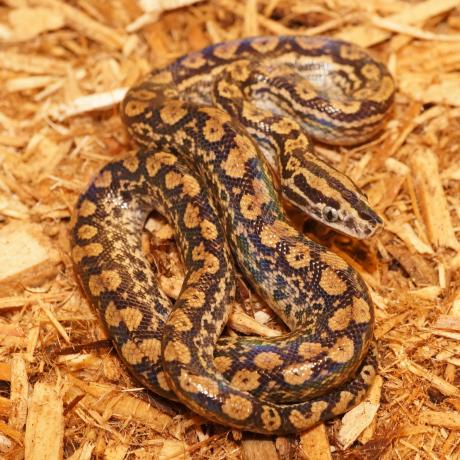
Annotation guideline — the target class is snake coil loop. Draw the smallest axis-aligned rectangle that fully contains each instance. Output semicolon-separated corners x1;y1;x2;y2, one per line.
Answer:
71;36;394;434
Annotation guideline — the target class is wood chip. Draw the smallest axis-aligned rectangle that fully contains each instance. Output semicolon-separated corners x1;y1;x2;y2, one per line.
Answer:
9;355;28;431
419;410;460;430
337;376;382;449
24;382;64;460
400;358;460;397
0;222;60;296
65;376;172;433
410;148;459;249
299;423;332;460
241;436;279;460
29;0;128;49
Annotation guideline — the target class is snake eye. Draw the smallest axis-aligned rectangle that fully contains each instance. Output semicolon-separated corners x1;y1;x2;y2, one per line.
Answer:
323;206;339;223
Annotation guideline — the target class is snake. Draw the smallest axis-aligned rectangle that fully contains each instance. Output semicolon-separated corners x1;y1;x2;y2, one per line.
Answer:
70;36;394;434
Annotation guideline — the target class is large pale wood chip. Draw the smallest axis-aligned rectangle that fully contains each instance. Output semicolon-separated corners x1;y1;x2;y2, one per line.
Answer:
410;148;459;249
336;0;460;46
299;423;332;460
29;0;128;49
0;222;60;296
241;437;279;460
419;410;460;429
24;382;64;460
9;355;28;431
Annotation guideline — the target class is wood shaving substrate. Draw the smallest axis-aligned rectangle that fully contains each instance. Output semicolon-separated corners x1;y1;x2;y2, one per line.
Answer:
0;0;459;459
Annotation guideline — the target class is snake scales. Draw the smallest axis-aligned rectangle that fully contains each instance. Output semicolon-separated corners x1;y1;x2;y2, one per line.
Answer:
71;36;394;434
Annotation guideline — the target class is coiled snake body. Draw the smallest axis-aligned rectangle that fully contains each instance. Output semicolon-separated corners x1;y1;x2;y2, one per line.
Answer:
71;36;394;434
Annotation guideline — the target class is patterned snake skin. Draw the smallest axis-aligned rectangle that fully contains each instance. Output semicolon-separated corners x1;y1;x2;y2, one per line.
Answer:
71;36;395;434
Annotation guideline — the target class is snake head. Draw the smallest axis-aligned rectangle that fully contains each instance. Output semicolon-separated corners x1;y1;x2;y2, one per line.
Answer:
282;156;383;239
318;195;383;239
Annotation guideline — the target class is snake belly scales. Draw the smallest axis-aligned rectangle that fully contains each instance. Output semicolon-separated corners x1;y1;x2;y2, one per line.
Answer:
71;36;395;434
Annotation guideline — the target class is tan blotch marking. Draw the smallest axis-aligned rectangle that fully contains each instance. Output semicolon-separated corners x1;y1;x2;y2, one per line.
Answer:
179;370;219;397
72;242;103;263
200;219;218;240
362;364;376;384
221;132;256;179
221;394;253;421
88;270;121;296
123;156;139;173
361;63;380;80
288;409;314;430
271;118;298;135
157;371;171;392
288;400;328;429
285;135;310;153
159;100;187;125
139;338;161;363
164;171;182;189
216;79;242;100
295;36;323;51
222;147;246;179
124;99;150;117
101;270;122;291
163;340;191;364
183;203;200;228
328;306;352;332
150;70;173;85
131;88;157;100
240;194;263;220
295;80;316;101
332;391;355;415
285;156;301;172
130;123;160;144
120;307;144;332
285;243;311;270
283;363;314;386
319;268;347;295
259;225;280;248
234;133;256;156
200;106;232;123
181;175;200;197
274;220;297;237
168;310;193;332
230;369;260;392
253;352;283;370
181;51;207;69
250;36;279;53
329;99;361;114
298;342;324;360
213;41;240;60
121;340;143;365
261;406;281;431
203;117;226;143
121;338;160;365
242;101;267;123
146;152;176;177
320;251;349;271
192;242;206;261
369;75;395;102
339;43;366;60
214;355;233;373
104;301;122;327
77;224;97;240
329;336;355;363
352;296;371;324
79;199;97;217
181;287;206;308
203;253;220;274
